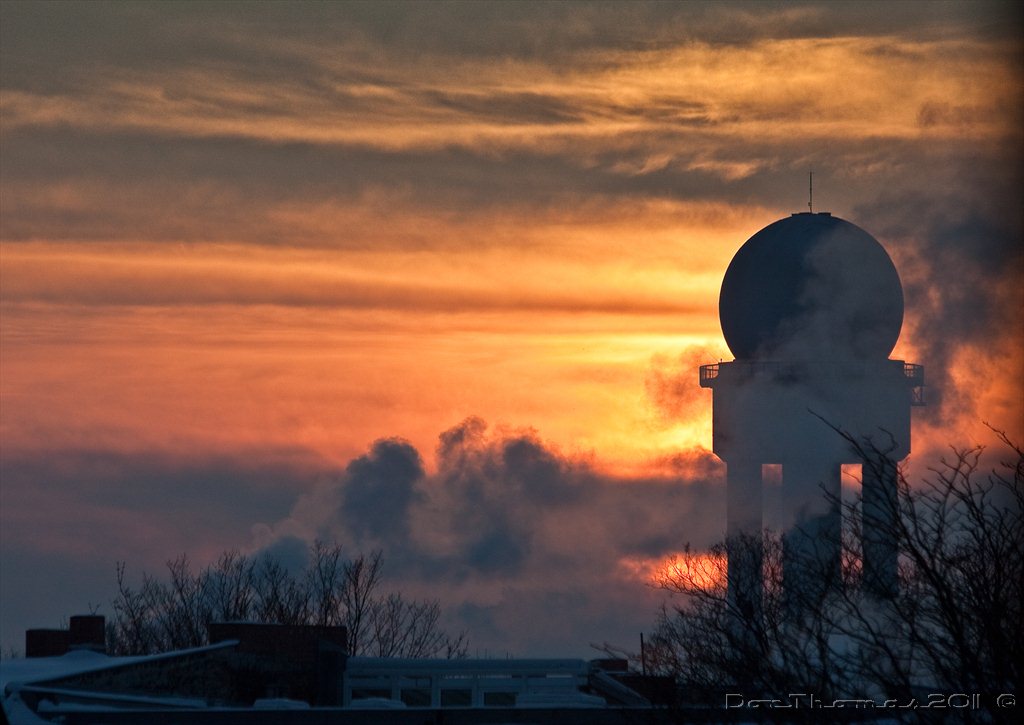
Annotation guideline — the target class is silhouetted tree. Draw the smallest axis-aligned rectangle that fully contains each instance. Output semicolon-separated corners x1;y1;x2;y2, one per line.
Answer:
108;542;468;659
641;430;1022;723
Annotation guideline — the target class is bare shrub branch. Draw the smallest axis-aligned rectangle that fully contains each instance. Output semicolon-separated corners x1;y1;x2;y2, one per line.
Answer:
108;543;468;659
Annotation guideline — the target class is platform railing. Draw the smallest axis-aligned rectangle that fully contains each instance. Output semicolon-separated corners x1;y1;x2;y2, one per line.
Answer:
699;360;925;404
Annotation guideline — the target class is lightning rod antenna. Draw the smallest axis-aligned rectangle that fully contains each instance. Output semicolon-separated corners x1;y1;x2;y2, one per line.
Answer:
808;170;813;213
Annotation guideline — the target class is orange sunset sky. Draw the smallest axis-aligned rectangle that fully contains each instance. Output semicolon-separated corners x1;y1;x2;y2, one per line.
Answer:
1;1;1022;656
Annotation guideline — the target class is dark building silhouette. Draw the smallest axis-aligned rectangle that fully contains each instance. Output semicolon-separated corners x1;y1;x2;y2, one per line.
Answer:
700;212;924;614
6;619;676;722
26;616;106;658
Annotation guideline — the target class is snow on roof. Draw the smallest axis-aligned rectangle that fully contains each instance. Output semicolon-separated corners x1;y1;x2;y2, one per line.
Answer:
1;640;238;692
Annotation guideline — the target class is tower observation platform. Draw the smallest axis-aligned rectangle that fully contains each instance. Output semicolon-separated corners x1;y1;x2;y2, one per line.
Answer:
702;212;924;615
700;360;925;406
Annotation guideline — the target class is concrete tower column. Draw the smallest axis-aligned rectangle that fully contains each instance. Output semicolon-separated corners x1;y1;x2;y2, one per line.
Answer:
781;458;842;611
726;459;762;619
862;454;899;598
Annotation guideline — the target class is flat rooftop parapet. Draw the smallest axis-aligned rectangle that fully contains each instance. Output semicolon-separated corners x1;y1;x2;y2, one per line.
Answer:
345;657;589;676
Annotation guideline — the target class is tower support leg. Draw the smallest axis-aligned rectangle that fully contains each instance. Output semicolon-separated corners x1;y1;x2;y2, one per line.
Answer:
726;459;763;622
782;459;842;613
862;455;899;598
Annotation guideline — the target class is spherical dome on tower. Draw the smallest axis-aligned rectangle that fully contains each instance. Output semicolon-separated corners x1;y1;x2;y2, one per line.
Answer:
719;213;903;360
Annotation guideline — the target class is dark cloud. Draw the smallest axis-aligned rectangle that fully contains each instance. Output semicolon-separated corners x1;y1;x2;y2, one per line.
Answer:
4;123;1003;252
0;1;339;94
0;447;315;526
500;436;579;505
254;535;311;575
418;89;585;125
3;1;1016;95
339;438;424;546
271;418;724;653
917;101;988;130
1;126;740;230
0;420;722;656
309;418;725;575
285;420;706;581
424;420;585;576
855;154;1024;427
3;2;1019;256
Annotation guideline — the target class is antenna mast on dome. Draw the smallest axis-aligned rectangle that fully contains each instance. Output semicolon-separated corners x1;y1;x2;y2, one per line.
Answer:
808;170;813;213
